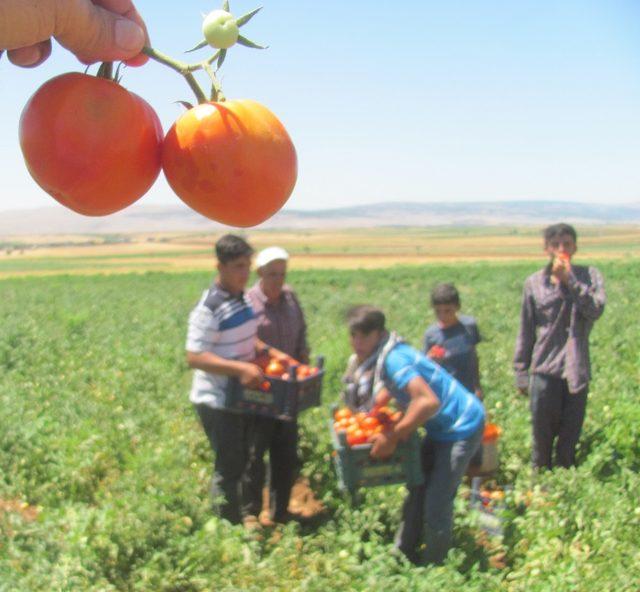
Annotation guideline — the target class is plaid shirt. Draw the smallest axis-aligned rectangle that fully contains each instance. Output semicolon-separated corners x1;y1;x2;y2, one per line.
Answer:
514;263;606;393
247;282;309;363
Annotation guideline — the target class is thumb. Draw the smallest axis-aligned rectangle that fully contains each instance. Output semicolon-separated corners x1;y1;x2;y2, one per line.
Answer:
55;0;146;65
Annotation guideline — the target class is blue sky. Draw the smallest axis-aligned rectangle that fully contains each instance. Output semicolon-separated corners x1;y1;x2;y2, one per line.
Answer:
1;0;640;213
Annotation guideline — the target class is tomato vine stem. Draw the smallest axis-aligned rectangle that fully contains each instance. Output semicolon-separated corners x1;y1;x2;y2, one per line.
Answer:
142;46;225;104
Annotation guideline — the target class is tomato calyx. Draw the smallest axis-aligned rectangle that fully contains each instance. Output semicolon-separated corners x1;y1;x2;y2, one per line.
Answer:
142;1;266;105
95;61;125;85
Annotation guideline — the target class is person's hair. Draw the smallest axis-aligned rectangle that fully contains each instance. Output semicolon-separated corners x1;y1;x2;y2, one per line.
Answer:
215;234;254;264
431;283;460;307
346;305;386;334
543;223;577;245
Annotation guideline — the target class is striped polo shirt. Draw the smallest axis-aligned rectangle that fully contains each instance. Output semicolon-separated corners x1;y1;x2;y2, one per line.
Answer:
383;343;485;442
186;283;258;408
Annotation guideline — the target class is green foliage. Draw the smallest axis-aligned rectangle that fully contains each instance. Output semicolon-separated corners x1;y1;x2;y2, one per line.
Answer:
0;261;638;590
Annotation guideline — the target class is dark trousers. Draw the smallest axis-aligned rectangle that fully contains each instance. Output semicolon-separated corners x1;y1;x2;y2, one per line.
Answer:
248;416;299;521
529;374;588;469
195;405;260;524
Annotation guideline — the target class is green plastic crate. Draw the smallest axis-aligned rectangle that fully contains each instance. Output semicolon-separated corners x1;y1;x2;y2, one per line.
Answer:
329;406;425;494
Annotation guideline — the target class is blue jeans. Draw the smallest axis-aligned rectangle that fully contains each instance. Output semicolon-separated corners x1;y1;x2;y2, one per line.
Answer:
395;423;484;565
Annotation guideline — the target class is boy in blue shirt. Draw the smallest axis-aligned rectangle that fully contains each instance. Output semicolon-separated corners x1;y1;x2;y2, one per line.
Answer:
346;305;485;565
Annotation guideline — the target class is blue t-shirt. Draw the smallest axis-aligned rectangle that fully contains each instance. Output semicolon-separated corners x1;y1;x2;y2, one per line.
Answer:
383;343;484;442
423;315;481;393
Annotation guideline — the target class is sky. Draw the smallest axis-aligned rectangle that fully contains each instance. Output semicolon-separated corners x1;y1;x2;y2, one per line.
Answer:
1;0;640;213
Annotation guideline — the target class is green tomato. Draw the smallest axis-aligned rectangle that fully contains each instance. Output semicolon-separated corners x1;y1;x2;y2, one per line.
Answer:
202;10;239;49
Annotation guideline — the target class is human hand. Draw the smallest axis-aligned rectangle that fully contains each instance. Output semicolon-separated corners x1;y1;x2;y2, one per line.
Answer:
475;388;484;401
551;253;571;285
370;431;398;460
427;345;447;361
238;363;264;390
0;0;148;68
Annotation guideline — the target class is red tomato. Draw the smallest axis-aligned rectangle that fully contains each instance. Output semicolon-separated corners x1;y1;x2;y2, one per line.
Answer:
347;429;367;447
334;408;353;422
162;99;297;227
296;365;311;379
361;416;380;430
19;73;163;216
265;360;285;377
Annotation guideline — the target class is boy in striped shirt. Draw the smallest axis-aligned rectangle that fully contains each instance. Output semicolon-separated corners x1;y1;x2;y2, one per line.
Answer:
186;234;290;527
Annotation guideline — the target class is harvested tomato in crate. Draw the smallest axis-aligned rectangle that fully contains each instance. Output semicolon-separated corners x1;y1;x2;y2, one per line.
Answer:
329;404;424;495
225;355;324;420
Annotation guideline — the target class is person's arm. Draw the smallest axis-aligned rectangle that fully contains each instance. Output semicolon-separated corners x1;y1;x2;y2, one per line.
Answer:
186;350;263;389
371;376;440;459
423;330;433;355
471;348;483;400
513;281;535;395
374;387;392;408
566;267;606;321
0;0;148;68
293;293;310;364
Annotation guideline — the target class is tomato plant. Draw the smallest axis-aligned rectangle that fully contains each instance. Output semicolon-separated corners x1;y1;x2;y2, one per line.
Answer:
161;99;297;227
19;72;163;216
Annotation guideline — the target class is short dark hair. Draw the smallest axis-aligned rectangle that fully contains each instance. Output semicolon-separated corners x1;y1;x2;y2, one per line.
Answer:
346;305;386;334
215;234;254;264
543;223;577;245
431;283;460;307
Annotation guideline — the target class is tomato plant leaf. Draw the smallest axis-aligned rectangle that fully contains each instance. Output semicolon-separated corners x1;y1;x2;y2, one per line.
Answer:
236;7;263;27
236;35;267;49
185;39;209;53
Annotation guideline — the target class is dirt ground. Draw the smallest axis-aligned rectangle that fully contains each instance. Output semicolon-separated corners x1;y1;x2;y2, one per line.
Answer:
259;477;326;525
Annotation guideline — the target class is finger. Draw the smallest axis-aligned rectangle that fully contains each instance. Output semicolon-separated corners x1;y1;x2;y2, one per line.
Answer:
92;0;150;65
6;40;52;68
55;0;145;64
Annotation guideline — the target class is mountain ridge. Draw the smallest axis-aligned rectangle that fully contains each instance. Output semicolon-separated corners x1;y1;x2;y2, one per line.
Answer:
1;200;639;236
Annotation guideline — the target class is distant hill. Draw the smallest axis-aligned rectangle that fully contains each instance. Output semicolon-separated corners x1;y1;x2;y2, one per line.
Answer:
1;201;640;236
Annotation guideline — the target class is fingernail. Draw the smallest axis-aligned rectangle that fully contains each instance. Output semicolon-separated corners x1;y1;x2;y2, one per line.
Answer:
115;19;145;52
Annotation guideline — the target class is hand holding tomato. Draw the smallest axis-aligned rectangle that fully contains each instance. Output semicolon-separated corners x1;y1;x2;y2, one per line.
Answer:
428;345;447;360
0;0;148;68
551;254;571;285
238;362;264;390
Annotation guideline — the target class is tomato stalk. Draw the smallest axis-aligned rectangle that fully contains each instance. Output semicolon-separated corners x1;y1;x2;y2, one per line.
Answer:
141;2;263;105
142;47;210;104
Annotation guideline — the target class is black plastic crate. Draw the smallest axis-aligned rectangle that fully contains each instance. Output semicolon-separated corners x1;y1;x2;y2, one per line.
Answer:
225;356;324;421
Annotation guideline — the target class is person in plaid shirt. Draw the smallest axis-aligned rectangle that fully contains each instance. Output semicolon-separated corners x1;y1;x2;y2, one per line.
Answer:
514;223;606;469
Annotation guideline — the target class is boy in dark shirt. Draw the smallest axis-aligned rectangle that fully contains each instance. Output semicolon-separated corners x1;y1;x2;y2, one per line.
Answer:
424;283;483;400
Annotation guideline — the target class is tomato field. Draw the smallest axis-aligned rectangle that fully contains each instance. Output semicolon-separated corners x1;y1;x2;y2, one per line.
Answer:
1;260;639;591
